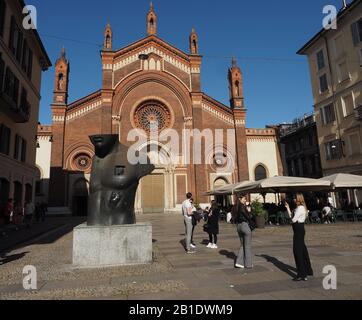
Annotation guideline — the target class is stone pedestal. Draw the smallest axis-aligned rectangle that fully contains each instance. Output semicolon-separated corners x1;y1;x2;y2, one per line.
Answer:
73;223;152;268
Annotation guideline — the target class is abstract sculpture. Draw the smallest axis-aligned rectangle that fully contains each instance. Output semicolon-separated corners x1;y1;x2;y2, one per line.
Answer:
88;134;155;226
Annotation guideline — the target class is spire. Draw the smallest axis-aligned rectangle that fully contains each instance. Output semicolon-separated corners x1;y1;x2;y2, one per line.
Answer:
53;47;70;105
232;56;237;68
61;47;66;59
104;22;113;50
228;56;243;109
147;2;157;36
189;27;199;55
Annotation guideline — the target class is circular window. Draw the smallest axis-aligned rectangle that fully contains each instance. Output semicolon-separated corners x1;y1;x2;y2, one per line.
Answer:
73;154;92;172
134;100;171;133
214;153;228;168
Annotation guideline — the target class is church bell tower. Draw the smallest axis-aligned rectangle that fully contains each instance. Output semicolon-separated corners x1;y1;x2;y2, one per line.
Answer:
53;47;69;106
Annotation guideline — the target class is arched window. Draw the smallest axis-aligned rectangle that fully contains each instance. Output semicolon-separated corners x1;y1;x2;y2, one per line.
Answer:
255;165;267;181
105;35;111;48
58;73;64;90
0;178;10;208
235;81;240;97
150;18;154;28
192;39;197;53
73;179;89;197
214;177;228;189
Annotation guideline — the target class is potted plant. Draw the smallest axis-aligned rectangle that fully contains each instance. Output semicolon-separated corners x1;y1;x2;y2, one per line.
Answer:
251;198;268;229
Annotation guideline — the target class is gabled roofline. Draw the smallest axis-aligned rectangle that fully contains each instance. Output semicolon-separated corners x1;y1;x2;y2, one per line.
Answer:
67;90;102;110
109;35;194;62
297;0;361;55
202;93;233;115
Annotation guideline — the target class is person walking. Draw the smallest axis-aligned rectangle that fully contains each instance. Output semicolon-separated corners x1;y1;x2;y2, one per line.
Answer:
24;200;35;228
206;201;220;249
182;193;195;254
13;202;24;227
233;195;255;269
285;193;314;281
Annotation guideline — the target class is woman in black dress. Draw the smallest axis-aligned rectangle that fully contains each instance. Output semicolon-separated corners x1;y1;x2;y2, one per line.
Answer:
206;201;220;249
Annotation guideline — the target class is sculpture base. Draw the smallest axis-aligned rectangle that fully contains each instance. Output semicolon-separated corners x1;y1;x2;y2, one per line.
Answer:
72;223;152;268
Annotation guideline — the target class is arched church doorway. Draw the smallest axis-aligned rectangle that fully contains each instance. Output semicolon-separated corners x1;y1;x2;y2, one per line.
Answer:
214;177;231;209
138;144;172;214
72;179;89;216
13;181;23;205
0;178;10;212
25;183;33;203
141;174;165;213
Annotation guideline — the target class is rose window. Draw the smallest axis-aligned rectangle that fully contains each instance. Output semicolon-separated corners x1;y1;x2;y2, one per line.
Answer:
134;101;171;132
214;153;228;167
73;154;92;171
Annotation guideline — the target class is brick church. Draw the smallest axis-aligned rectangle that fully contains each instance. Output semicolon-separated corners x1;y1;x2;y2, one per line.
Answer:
37;4;283;215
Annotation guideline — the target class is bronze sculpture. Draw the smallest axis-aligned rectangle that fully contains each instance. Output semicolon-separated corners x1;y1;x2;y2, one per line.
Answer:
88;135;155;226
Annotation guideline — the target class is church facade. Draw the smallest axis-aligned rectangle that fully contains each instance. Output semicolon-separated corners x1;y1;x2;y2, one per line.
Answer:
37;5;283;215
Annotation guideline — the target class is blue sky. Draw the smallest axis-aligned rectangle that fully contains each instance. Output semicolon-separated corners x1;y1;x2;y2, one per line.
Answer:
32;0;343;128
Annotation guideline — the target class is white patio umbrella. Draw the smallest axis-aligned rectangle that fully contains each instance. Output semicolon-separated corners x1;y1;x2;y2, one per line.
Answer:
233;176;332;194
319;173;362;190
204;181;251;196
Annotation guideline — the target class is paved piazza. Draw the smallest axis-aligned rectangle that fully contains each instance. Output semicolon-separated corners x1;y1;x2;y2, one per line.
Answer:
0;215;361;300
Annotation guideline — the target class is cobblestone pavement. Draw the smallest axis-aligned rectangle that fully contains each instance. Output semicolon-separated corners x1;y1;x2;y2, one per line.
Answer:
0;214;361;300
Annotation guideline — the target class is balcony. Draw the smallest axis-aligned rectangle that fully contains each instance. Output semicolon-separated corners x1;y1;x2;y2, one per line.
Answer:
279;113;316;137
355;105;362;121
0;92;30;123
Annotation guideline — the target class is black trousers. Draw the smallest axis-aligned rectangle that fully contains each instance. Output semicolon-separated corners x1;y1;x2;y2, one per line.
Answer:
292;223;313;278
209;234;218;244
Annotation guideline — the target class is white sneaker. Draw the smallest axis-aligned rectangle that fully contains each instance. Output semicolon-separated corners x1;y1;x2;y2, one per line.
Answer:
206;243;213;248
235;264;245;269
212;244;218;249
190;244;196;249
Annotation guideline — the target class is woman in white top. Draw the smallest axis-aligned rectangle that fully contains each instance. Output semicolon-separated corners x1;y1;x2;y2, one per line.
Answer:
285;193;314;281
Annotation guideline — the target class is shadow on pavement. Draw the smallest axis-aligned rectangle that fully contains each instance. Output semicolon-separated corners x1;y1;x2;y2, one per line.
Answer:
219;250;237;261
0;252;29;265
30;219;86;246
0;218;86;260
257;254;297;278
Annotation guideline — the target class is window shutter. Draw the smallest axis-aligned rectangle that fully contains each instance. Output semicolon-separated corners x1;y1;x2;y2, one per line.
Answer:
21;138;27;162
14;134;19;160
0;53;4;92
351;21;360;46
13;76;19;105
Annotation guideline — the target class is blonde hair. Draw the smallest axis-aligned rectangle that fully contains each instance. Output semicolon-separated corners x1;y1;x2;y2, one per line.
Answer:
296;193;308;217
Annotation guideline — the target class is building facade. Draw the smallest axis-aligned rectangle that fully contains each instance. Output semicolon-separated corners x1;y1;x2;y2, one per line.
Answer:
298;0;362;206
37;5;282;215
275;113;323;179
0;0;51;211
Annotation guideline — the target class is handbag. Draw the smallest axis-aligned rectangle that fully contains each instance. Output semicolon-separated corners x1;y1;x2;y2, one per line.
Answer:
248;220;257;232
203;223;210;233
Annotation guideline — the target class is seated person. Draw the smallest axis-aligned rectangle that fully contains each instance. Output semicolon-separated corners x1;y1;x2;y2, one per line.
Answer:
321;203;333;224
226;211;232;224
